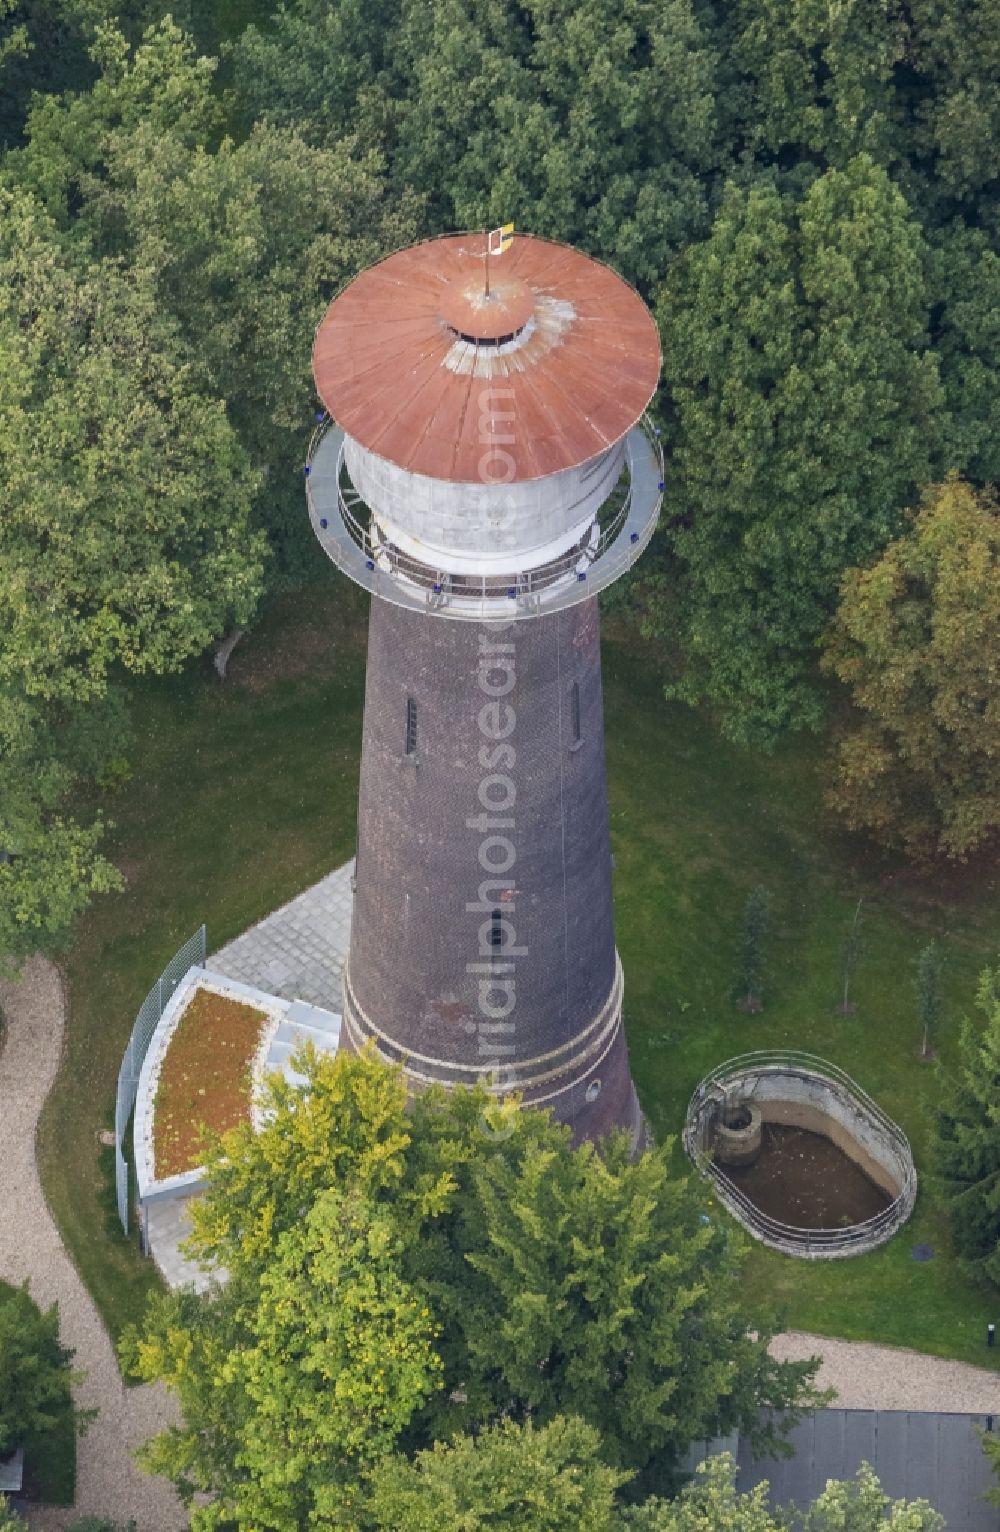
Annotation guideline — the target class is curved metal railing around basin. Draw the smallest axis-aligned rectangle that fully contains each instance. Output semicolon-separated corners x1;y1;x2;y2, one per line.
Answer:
684;1051;918;1259
304;411;664;619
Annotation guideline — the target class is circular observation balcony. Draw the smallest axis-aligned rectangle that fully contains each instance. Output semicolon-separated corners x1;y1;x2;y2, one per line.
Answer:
305;414;664;622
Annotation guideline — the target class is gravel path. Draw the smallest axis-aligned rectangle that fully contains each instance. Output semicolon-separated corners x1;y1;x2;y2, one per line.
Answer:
0;957;184;1531
771;1329;1000;1412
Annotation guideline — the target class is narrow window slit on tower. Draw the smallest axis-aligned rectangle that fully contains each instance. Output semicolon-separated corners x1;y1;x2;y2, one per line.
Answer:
405;696;418;756
491;909;503;948
571;681;582;747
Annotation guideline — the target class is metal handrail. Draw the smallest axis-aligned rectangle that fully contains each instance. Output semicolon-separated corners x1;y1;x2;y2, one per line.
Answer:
305;411;664;606
683;1052;917;1257
690;1050;909;1149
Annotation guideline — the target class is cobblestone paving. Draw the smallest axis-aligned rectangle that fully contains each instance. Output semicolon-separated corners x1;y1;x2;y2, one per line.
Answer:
205;860;354;1011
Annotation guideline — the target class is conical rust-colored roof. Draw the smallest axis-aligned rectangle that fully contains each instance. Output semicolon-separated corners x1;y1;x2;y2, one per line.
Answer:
312;233;661;484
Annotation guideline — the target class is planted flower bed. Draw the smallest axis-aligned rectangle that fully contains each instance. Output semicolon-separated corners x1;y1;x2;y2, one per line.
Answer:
152;987;269;1178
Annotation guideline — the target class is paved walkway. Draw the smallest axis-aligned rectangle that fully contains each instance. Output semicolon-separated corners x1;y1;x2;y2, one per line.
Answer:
205;860;354;1012
0;958;184;1531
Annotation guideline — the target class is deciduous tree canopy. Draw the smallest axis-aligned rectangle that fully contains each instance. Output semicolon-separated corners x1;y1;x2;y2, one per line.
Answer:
123;1049;822;1526
653;158;941;745
821;478;1000;861
0;182;264;961
4;0;1000;935
231;0;721;286
367;1415;626;1531
623;1454;943;1531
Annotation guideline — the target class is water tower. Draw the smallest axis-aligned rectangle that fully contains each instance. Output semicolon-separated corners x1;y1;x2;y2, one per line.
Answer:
305;232;661;1145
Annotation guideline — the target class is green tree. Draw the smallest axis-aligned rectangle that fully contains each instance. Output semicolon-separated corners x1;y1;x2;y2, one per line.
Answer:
902;0;1000;211
0;688;129;972
12;18;419;583
0;1285;73;1457
821;478;1000;861
916;941;943;1061
620;1454;943;1530
227;0;403;144
654;157;942;746
932;963;1000;1286
802;1461;944;1531
367;1416;626;1531
0;1499;26;1532
619;1456;780;1532
0;810;122;974
131;1190;442;1528
716;0;904;169
0;186;264;707
126;1049;821;1517
125;1052;559;1525
735;885;770;1012
0;0;153;151
0;185;265;958
450;1107;821;1485
928;220;1000;485
231;0;722;287
0;0;29;82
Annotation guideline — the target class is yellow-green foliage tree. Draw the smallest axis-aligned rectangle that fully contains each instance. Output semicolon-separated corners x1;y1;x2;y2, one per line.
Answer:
123;1049;822;1526
367;1416;627;1531
821;478;1000;860
130;1190;442;1529
623;1455;943;1531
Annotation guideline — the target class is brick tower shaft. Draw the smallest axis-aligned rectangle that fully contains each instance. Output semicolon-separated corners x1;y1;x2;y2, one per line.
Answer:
305;232;662;1144
342;596;642;1143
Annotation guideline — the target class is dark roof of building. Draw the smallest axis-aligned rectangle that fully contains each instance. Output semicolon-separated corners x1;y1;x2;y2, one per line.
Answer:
688;1410;1000;1530
0;1448;23;1495
312;233;661;484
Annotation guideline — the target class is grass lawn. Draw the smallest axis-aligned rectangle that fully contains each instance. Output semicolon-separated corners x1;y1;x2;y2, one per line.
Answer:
35;576;1000;1369
0;1281;75;1505
604;637;1000;1366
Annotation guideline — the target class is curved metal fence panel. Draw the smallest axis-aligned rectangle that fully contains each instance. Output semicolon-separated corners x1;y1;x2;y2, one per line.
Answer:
683;1051;917;1259
114;926;206;1236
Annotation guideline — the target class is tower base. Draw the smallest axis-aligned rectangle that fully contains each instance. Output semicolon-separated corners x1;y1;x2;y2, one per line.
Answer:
341;952;644;1151
343;595;644;1150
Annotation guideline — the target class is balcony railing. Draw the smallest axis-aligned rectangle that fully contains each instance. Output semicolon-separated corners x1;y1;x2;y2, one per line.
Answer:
305;413;665;620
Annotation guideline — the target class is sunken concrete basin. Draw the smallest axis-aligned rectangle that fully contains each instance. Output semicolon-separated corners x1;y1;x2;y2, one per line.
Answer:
684;1052;917;1259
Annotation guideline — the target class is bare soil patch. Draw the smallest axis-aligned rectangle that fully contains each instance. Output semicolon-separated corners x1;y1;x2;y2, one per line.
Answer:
153;989;267;1178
